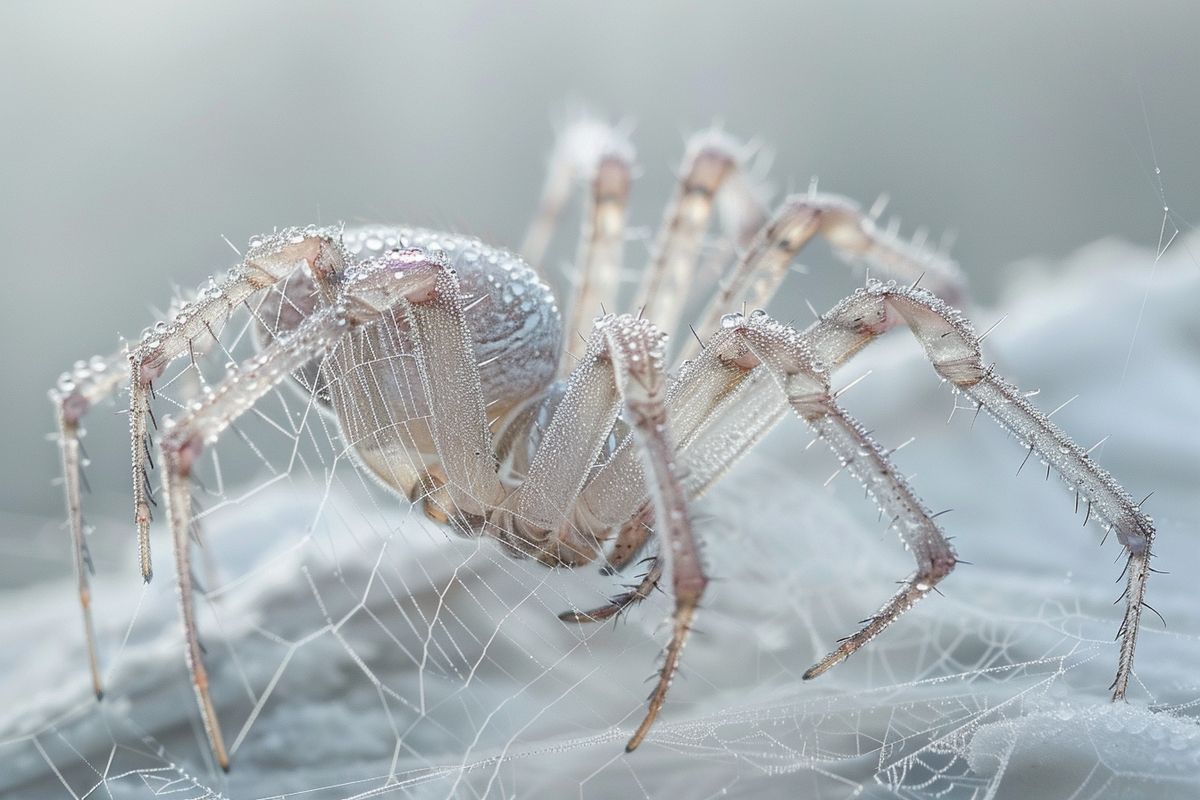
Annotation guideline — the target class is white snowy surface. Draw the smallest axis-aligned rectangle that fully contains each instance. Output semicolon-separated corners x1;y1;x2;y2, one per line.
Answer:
2;236;1199;799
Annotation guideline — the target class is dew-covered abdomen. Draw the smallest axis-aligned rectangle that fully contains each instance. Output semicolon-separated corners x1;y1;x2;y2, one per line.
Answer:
325;227;562;497
342;226;562;407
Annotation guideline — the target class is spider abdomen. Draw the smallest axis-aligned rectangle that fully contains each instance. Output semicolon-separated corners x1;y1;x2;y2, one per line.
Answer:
330;227;562;498
345;227;561;409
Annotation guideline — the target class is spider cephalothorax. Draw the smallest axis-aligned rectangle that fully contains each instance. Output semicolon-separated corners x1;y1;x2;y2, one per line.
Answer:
51;118;1155;770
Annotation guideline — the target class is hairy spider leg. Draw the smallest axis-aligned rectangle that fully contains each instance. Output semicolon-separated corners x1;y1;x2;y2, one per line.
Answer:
632;130;764;343
159;248;476;770
679;192;968;366
798;282;1155;694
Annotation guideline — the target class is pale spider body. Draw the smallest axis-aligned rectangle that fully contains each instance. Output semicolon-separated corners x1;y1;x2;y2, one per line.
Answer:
51;120;1157;772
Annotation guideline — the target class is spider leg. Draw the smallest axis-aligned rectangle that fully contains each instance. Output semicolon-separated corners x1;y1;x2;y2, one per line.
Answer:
559;150;633;374
559;136;635;375
160;304;350;772
705;311;959;676
51;288;228;699
325;249;507;525
128;229;346;582
158;248;461;771
632;130;764;341
609;323;706;753
592;316;706;752
505;313;702;749
802;282;1155;698
559;554;663;623
800;401;958;678
678;193;967;364
395;259;505;520
564;337;782;617
521;118;633;275
51;349;128;699
600;502;653;573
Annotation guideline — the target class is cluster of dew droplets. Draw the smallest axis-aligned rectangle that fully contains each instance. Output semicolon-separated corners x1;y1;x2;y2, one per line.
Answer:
52;354;112;402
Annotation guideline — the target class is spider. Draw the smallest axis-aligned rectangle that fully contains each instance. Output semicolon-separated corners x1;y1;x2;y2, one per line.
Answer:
50;119;1156;772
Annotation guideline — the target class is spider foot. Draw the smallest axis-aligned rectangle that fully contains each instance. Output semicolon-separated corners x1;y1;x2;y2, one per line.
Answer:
803;574;944;680
627;600;697;752
559;558;663;624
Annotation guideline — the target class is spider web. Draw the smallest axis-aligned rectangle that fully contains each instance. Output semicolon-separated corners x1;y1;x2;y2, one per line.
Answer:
4;223;1198;799
6;127;1200;800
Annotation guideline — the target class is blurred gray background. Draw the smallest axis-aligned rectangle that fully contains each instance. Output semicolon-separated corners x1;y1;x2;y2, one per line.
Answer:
2;1;1197;586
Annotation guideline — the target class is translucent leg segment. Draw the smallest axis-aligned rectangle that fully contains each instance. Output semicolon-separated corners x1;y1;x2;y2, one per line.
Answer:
521;118;634;277
679;193;967;364
633;131;758;341
160;305;348;772
559;152;632;373
402;266;504;518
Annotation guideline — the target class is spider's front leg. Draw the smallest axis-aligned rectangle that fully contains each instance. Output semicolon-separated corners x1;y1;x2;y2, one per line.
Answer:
506;314;704;751
51;349;129;699
127;229;346;582
597;312;958;677
158;248;454;771
605;322;708;752
49;232;340;701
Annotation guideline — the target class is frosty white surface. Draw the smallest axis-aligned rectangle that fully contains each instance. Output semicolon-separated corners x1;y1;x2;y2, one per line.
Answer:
2;234;1198;798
